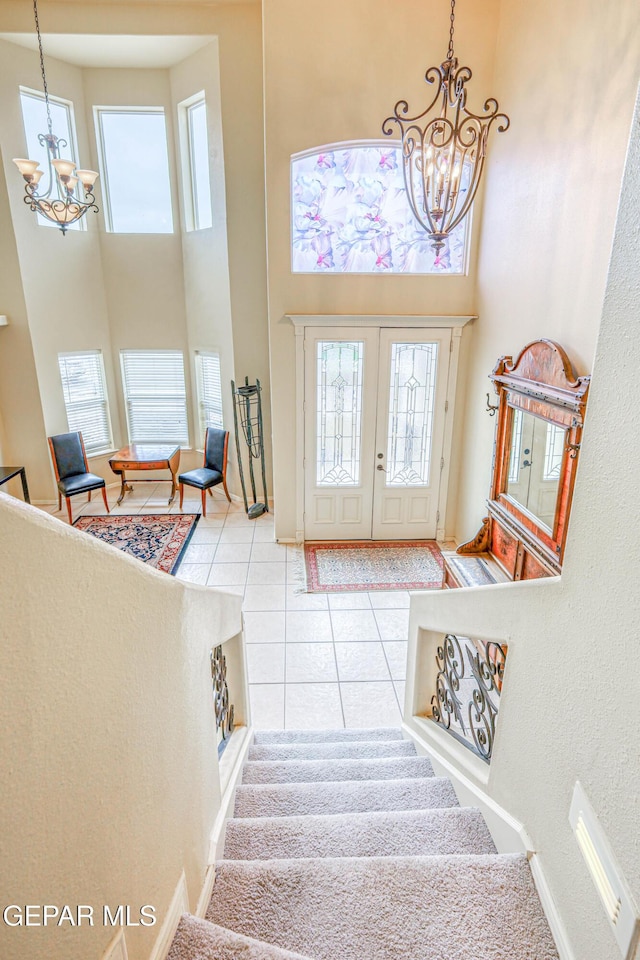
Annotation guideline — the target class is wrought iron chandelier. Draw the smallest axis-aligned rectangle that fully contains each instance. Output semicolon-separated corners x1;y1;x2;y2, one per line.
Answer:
12;0;99;234
382;0;509;255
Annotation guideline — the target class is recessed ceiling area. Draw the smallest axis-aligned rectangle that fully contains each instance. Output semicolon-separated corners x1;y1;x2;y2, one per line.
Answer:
0;34;215;69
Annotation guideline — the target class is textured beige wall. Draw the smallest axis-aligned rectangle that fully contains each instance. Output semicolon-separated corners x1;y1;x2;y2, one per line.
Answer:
262;0;500;538
409;90;640;960
453;0;640;542
0;495;242;960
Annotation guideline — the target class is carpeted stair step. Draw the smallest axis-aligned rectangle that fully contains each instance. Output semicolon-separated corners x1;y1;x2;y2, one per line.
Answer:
234;776;458;818
242;755;433;785
167;914;313;960
253;727;403;745
207;854;558;960
223;807;496;860
248;738;415;762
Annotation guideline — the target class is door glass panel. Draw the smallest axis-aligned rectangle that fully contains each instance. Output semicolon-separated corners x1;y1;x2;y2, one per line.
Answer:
386;342;438;485
317;341;364;485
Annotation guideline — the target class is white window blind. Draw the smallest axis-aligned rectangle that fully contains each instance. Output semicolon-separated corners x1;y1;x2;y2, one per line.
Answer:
195;352;223;438
58;351;112;455
120;350;189;446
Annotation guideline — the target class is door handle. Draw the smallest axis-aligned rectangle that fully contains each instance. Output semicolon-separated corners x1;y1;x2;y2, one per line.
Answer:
377;464;385;471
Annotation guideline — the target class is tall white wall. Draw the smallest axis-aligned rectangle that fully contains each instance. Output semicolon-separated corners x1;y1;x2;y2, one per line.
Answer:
262;0;501;539
0;495;242;960
408;89;640;960
453;0;640;541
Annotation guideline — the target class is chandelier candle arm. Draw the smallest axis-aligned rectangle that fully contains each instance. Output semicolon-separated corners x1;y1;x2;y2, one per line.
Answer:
11;0;99;234
382;0;509;255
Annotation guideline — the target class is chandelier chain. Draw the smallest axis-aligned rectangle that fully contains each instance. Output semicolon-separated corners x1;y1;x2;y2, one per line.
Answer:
447;0;456;61
33;0;52;135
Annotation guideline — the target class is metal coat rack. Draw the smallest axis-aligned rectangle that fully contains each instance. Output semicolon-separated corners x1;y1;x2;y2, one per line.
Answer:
231;378;269;519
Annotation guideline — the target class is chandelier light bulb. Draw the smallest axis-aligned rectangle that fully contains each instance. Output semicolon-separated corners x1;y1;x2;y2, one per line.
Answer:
51;158;76;180
75;169;99;191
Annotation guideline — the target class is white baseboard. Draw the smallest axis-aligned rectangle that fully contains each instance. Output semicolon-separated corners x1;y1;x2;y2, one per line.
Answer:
208;726;253;865
529;852;577;960
403;717;575;960
148;871;189;960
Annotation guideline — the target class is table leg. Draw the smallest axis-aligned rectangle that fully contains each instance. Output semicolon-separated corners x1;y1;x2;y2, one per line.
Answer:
116;471;127;506
168;469;177;506
20;468;30;504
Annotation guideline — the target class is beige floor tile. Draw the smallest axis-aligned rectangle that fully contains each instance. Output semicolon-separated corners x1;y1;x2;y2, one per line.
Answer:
285;610;333;643
251;541;288;563
374;609;410;643
218;527;255;543
214;542;253;564
243;611;286;643
245;643;285;684
285;586;329;610
286;643;338;683
340;681;402;728
328;592;372;610
250;684;285;730
285;683;344;729
206;563;249;586
393;681;407;713
383;641;408;681
252;520;276;542
243;584;287;612
246;561;287;585
330;609;380;642
190;527;221;544
335;642;391;682
175;563;211;586
182;542;217;564
369;590;411;609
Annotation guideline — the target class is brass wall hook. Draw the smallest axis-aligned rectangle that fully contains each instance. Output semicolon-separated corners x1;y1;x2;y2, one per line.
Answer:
486;393;499;416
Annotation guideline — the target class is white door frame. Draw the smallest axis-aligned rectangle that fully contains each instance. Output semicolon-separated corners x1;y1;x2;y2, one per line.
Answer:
289;314;475;543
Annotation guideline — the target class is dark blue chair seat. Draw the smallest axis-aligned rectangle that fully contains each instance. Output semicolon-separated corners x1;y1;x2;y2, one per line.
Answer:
58;472;107;496
179;427;230;517
48;431;110;524
177;467;223;490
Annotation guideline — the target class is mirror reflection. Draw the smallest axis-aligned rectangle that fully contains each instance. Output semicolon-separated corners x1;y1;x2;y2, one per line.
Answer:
505;409;566;531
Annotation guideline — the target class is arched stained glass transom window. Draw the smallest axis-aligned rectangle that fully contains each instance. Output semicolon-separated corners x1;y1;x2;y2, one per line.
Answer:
291;141;469;274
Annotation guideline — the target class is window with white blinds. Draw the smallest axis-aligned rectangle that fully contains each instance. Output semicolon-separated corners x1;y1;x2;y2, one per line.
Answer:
120;350;189;446
195;351;224;439
58;351;112;455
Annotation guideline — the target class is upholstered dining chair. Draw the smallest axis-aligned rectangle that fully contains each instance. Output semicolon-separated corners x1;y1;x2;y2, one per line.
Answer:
178;426;231;517
48;431;110;525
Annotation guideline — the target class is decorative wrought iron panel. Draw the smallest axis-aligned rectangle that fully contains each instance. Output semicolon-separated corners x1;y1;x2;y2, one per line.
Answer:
430;634;507;763
211;645;234;755
316;341;364;486
385;342;438;485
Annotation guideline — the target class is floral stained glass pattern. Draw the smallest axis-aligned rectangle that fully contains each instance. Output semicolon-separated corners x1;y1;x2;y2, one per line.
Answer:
316;341;364;486
386;342;439;485
291;143;468;274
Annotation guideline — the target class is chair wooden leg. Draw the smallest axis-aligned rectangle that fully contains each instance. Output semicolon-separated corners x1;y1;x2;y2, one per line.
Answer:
222;478;231;503
66;497;73;525
57;492;62;512
207;487;214;497
88;490;92;502
201;488;207;518
101;486;110;513
179;483;184;510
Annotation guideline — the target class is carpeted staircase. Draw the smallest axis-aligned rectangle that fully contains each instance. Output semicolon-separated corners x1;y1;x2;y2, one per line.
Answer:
167;727;559;960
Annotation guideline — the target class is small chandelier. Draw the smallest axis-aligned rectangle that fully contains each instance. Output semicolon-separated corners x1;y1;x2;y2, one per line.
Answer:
382;0;509;255
12;0;99;234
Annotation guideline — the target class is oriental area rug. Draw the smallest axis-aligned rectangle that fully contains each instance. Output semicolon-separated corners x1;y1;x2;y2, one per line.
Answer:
302;540;444;593
73;514;199;575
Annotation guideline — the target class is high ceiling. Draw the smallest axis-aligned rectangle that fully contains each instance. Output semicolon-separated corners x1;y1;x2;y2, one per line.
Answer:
0;33;216;68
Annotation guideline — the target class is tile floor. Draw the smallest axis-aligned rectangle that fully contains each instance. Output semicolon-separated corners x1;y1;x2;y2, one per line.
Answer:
47;481;410;730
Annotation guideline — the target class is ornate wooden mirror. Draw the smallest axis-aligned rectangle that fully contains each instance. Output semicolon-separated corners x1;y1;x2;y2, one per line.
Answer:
444;339;590;588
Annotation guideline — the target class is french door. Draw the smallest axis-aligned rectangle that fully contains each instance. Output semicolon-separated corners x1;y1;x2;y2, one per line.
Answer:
303;326;451;540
